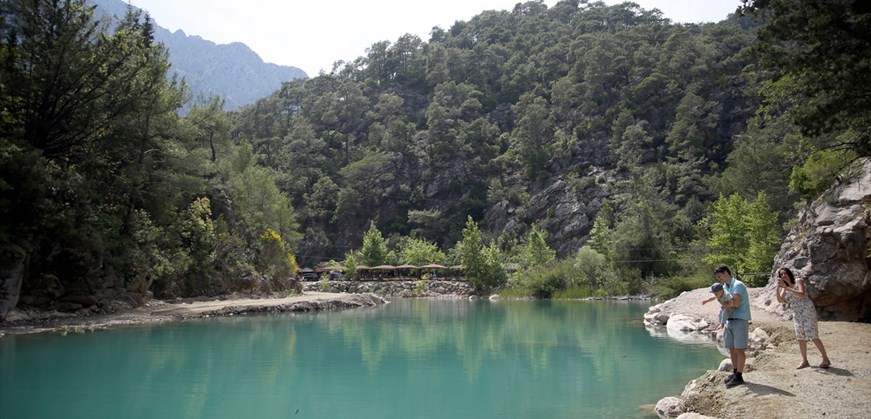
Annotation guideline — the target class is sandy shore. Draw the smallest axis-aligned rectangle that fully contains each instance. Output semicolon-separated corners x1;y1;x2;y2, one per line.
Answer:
650;287;871;418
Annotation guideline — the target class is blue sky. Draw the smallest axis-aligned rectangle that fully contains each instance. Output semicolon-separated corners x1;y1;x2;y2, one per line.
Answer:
128;0;743;77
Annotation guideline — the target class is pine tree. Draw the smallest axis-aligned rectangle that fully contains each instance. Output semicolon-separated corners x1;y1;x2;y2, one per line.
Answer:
360;221;389;266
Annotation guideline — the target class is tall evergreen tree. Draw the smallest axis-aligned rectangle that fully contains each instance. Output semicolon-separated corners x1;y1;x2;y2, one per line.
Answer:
360;221;389;266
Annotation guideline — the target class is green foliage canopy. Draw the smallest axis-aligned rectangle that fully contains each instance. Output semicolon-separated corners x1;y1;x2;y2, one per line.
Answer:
456;216;506;292
702;192;780;282
0;0;304;299
398;236;446;266
360;221;389;266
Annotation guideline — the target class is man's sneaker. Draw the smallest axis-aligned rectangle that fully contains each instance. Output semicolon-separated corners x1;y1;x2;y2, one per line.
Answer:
725;375;745;388
724;373;736;384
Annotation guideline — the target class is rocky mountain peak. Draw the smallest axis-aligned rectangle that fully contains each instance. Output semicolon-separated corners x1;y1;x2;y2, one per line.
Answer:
88;0;307;110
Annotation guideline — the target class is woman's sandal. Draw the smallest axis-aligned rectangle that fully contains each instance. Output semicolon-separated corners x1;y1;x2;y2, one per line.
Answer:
819;361;831;369
796;361;810;369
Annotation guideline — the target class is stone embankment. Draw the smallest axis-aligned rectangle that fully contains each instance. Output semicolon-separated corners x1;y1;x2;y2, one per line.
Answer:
303;280;473;297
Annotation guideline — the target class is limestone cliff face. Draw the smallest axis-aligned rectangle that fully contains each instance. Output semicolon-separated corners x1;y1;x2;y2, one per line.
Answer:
755;159;871;322
484;177;606;257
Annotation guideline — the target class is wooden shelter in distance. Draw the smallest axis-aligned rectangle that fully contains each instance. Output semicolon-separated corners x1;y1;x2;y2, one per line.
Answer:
393;264;418;280
369;265;397;280
418;264;448;279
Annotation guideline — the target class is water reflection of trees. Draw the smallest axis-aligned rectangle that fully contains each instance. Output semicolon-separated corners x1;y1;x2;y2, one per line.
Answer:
93;317;309;417
3;301;721;418
101;300;715;406
311;300;659;381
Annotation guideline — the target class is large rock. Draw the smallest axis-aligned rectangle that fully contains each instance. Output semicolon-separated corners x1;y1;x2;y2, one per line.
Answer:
666;314;708;333
655;396;685;418
756;158;871;321
643;303;670;326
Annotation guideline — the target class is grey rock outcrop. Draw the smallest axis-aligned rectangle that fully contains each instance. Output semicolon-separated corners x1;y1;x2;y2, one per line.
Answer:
485;177;606;257
756;158;871;321
89;0;307;111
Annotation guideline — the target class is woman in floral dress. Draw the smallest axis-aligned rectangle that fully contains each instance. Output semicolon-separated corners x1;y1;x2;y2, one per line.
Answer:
776;267;831;369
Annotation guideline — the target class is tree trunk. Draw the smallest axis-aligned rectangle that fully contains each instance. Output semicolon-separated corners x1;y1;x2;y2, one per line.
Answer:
0;244;28;321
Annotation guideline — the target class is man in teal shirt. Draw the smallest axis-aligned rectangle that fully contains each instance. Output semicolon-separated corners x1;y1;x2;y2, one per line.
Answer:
716;265;750;388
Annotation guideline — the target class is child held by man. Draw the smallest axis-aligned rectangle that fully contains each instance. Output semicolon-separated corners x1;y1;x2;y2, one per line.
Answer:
701;282;733;330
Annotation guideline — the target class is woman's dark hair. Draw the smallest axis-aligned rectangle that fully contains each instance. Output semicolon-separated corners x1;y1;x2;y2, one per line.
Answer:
715;265;731;276
778;267;796;286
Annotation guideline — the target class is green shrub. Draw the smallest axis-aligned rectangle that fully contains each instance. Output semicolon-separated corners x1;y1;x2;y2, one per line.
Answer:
789;149;854;199
517;262;570;298
413;280;428;297
570;247;625;295
592;288;610;298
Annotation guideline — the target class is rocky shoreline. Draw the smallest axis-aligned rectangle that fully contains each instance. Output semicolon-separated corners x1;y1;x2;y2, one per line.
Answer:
0;292;387;337
644;287;871;418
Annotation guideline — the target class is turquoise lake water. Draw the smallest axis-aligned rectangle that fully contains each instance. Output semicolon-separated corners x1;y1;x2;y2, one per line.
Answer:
0;299;722;419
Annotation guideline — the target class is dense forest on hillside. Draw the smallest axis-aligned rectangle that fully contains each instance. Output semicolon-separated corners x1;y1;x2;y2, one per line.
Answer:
1;0;868;305
243;2;767;262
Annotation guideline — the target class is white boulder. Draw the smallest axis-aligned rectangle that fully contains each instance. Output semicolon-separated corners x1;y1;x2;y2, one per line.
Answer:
654;396;685;419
